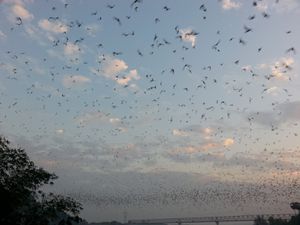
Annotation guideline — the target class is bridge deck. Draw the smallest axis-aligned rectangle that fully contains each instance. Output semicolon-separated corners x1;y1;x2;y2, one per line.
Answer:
129;214;294;224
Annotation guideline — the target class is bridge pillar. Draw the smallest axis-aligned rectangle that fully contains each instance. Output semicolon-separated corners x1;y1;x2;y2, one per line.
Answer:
215;221;219;225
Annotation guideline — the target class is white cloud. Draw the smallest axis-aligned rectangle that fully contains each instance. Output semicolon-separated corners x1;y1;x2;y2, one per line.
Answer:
109;118;121;124
85;24;101;37
256;57;295;81
221;0;241;10
255;2;268;12
172;129;189;137
11;4;33;20
76;112;106;124
102;57;128;78
271;57;294;80
55;129;64;134
0;30;7;40
115;69;140;85
179;28;197;48
75;111;122;126
92;56;140;87
38;19;68;34
273;0;300;13
62;75;91;88
64;43;81;57
255;0;300;13
265;86;279;95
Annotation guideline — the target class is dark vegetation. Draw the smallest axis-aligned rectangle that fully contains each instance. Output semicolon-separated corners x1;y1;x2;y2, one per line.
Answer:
0;136;82;225
254;215;300;225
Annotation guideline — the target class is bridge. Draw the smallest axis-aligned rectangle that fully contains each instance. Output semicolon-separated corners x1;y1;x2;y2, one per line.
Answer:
129;214;294;225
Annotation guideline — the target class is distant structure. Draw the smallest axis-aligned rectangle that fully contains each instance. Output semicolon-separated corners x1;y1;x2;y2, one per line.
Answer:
129;214;293;225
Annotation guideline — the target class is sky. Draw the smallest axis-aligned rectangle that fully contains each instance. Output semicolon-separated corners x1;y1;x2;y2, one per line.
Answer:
0;0;300;222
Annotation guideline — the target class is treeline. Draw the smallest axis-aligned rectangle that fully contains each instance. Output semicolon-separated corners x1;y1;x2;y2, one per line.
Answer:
254;214;300;225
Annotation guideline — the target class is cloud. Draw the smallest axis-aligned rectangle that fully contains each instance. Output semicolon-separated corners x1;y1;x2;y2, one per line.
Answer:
223;138;234;147
271;57;294;80
75;111;107;125
255;57;295;81
221;0;241;10
62;75;91;88
179;28;197;47
55;129;64;134
169;141;225;155
109;117;121;124
0;30;7;40
38;19;68;34
172;129;189;137
92;56;140;87
265;86;279;95
64;43;81;57
11;4;33;20
75;111;122;127
84;23;101;37
247;101;300;127
273;0;300;13
102;57;128;77
255;1;268;12
254;0;300;13
115;69;140;85
171;125;215;140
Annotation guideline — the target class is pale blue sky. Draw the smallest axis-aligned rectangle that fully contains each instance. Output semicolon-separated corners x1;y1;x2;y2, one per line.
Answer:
1;0;300;222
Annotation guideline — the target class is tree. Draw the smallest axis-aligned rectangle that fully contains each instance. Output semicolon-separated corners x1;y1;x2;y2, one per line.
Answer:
0;136;82;225
254;216;269;225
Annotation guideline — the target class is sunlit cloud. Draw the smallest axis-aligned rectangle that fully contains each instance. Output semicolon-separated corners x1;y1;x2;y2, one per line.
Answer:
223;138;234;147
170;141;222;155
115;69;140;85
91;56;140;87
75;112;123;127
179;28;197;48
64;43;81;57
271;57;294;80
102;57;128;77
62;75;91;88
221;0;241;10
172;129;189;137
109;117;121;124
256;57;295;81
265;86;279;95
11;4;33;20
38;19;68;34
55;129;64;134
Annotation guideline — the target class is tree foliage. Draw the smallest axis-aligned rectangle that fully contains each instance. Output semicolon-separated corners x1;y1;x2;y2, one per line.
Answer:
0;136;82;225
254;215;300;225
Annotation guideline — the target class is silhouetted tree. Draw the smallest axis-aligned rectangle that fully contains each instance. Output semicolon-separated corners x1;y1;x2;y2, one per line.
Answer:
254;216;268;225
268;217;288;225
0;136;82;225
254;214;300;225
288;214;300;225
